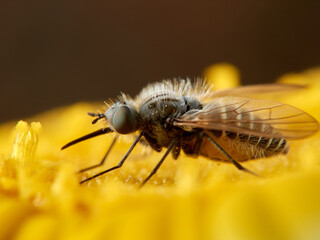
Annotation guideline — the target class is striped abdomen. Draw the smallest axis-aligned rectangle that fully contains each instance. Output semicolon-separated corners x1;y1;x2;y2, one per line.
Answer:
196;130;289;162
226;131;289;155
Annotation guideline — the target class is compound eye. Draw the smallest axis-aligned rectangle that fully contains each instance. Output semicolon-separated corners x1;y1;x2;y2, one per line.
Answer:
112;106;138;134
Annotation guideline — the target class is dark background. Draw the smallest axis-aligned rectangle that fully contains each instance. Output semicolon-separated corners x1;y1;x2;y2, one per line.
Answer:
0;0;319;122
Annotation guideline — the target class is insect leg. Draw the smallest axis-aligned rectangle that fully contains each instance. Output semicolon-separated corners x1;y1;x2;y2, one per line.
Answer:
80;132;144;184
171;138;181;160
192;132;205;156
78;135;118;173
204;132;259;177
140;137;179;187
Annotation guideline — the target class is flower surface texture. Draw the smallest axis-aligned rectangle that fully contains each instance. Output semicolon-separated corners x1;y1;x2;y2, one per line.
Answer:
0;64;319;240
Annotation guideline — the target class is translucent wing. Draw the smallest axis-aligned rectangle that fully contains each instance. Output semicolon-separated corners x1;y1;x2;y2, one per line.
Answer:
173;97;318;139
202;83;305;102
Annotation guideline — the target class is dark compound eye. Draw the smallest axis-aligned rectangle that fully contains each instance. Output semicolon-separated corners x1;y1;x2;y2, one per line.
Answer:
112;106;138;134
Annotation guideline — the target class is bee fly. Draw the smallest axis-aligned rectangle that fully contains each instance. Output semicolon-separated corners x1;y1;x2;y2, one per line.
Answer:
61;79;319;186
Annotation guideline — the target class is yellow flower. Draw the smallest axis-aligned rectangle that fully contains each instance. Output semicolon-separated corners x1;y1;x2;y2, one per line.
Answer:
0;64;319;240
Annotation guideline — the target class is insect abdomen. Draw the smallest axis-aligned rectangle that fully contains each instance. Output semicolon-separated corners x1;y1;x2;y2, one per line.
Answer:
237;133;289;155
198;130;289;162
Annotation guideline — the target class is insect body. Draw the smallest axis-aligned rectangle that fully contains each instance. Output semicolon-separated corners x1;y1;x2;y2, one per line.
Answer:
62;79;319;186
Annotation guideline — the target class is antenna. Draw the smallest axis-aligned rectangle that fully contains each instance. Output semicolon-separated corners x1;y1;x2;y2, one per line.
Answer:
88;112;105;124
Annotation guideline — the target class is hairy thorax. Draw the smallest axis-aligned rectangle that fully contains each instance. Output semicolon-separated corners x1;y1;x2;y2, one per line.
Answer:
138;92;201;147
